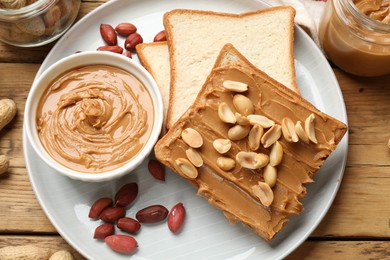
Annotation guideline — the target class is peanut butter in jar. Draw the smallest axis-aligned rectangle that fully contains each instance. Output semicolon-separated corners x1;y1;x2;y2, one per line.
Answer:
319;0;390;77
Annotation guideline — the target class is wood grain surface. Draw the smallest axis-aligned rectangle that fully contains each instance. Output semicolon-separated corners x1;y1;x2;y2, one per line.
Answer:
0;0;389;259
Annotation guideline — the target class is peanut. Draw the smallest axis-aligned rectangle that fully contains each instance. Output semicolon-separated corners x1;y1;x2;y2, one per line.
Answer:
114;182;138;207
0;99;17;131
263;164;277;188
124;32;143;51
0;245;52;259
247;114;274;128
252;182;274;207
216;157;236;171
305;113;318;144
115;22;137;37
233;94;254;116
16;17;45;36
136;204;169;223
100;24;117;46
88;197;113;219
99;207;126;223
0;155;9;175
295;120;310;144
222;80;248;92
153;30;167;42
185;148;203;167
94;223;115;239
148;159;165;181
261;124;282;148
105;234;138;254
236;151;269;169
175;158;198;179
248;124;263;151
117;217;141;234
228;125;250;141
269;141;283;166
218;102;236;124
168;202;186;233
212;139;231;154
49;250;74;260
181;127;203;148
235;112;250;126
281;117;299;143
97;45;123;54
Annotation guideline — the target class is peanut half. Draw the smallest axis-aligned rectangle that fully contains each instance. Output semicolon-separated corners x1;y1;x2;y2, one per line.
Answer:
247;114;275;128
235;112;250;126
218;102;236;124
261;124;282;148
295;120;310;144
175;158;198;179
305;113;318;144
236;151;269;169
233;94;254;116
217;157;236;171
228;125;250;141
185;148;203;167
248;124;263;151
222;80;248;92
252;182;274;207
269;141;283;166
181;127;203;148
282;117;299;143
263;164;277;188
213;139;232;154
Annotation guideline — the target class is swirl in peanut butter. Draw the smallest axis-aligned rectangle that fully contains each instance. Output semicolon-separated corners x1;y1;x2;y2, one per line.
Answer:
36;65;154;173
353;0;390;23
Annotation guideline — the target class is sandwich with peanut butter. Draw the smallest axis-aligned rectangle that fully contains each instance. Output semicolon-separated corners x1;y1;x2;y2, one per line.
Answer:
154;44;347;241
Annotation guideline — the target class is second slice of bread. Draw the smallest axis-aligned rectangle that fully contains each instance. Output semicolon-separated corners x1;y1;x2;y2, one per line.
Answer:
136;42;170;127
164;7;298;129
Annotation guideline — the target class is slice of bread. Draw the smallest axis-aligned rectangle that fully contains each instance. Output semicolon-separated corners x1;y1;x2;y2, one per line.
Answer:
136;42;170;127
154;44;347;241
163;7;298;129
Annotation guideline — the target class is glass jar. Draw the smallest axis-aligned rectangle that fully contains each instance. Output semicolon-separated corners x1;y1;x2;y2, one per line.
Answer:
319;0;390;77
0;0;80;47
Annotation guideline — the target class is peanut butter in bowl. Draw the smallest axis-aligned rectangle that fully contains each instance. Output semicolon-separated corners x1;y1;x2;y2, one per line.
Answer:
25;51;163;182
36;65;154;173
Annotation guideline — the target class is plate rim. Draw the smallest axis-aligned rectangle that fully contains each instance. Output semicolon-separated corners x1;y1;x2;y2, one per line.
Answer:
24;0;349;259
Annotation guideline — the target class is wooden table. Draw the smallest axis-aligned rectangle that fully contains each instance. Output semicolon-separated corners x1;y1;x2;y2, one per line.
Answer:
0;0;389;259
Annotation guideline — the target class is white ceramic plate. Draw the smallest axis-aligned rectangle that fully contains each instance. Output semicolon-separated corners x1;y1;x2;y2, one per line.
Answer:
23;0;349;259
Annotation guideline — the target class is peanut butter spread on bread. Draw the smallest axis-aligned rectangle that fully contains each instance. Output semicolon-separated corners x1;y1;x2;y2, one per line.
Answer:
154;45;347;241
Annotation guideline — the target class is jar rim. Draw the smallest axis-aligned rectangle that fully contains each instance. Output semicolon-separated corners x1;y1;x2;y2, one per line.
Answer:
340;0;390;33
0;0;57;21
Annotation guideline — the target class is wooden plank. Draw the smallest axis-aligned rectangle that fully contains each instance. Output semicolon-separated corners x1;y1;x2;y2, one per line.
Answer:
334;69;390;146
0;235;84;259
1;160;389;236
287;240;390;260
1;235;389;260
313;166;390;237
